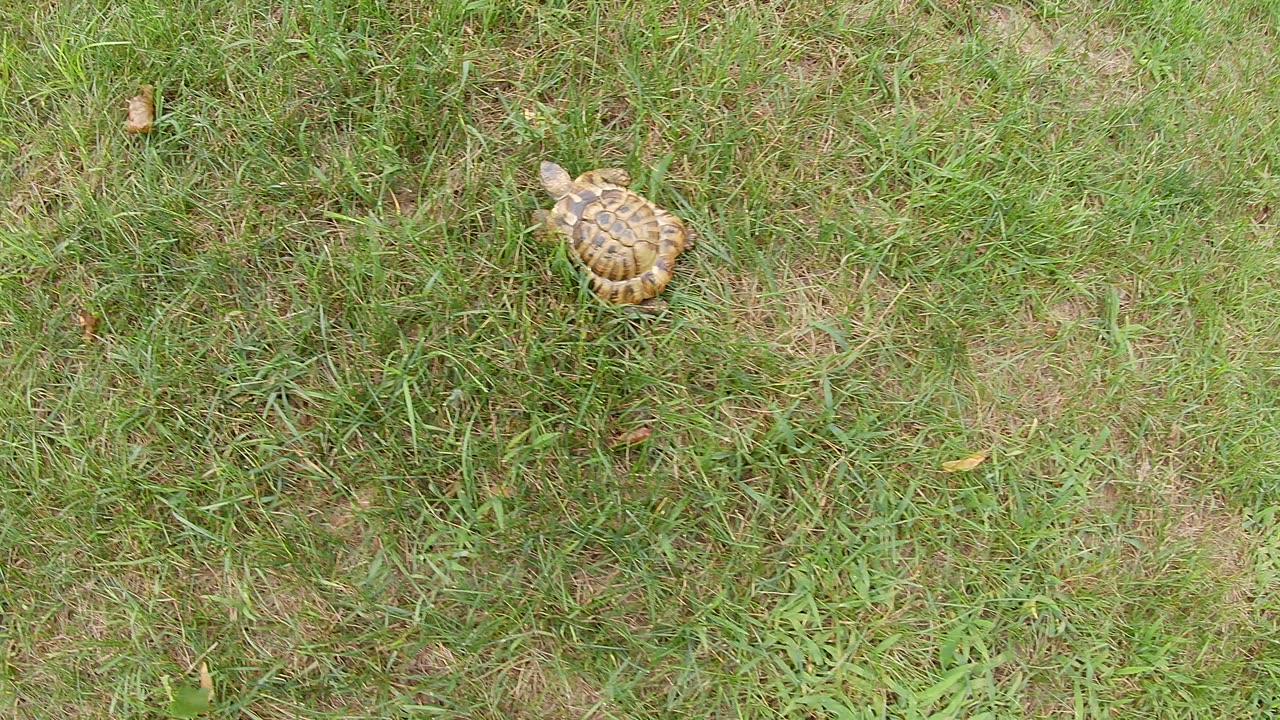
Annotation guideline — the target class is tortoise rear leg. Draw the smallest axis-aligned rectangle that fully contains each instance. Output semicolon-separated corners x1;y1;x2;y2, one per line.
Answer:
616;296;668;318
636;296;668;313
654;208;695;252
682;224;697;251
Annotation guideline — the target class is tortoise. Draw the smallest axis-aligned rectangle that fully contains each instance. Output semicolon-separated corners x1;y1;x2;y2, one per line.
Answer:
532;160;694;307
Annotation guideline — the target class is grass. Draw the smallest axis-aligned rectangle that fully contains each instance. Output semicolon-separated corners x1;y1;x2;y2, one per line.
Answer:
1;0;1279;717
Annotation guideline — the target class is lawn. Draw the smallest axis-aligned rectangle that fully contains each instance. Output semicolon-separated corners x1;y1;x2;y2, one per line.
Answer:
2;0;1279;717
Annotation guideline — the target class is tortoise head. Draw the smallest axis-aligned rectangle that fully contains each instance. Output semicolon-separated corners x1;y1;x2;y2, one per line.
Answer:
539;161;575;199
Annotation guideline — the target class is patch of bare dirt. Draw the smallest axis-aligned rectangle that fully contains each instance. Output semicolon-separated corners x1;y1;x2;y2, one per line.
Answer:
1156;476;1255;590
987;6;1056;61
980;8;1141;111
569;563;623;608
723;254;877;362
195;566;344;660
321;486;380;535
6;155;74;219
1081;441;1260;627
1042;293;1094;330
4;566;346;712
1084;31;1136;78
959;279;1202;447
964;330;1095;436
408;643;458;676
502;648;611;720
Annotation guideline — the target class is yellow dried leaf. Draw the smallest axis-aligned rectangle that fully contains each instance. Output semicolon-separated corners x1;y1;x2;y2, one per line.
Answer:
942;452;987;472
74;308;97;340
520;103;552;134
125;84;155;134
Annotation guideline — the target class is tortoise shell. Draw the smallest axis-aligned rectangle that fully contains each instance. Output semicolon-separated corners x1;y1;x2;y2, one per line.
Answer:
535;161;693;305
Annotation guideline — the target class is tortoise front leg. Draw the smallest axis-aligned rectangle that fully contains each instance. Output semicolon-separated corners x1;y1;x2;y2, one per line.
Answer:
578;168;631;186
531;208;558;244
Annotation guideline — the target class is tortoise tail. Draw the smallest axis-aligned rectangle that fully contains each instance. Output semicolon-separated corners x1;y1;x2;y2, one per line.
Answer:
590;237;680;304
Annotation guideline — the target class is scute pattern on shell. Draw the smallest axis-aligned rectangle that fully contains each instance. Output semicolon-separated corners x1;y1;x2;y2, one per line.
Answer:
560;186;660;282
536;161;692;305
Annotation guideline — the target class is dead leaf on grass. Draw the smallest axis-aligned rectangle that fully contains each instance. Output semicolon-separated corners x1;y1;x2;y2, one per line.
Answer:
487;480;515;499
611;426;653;447
125;84;156;134
74;308;97;341
518;101;559;139
942;451;987;472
